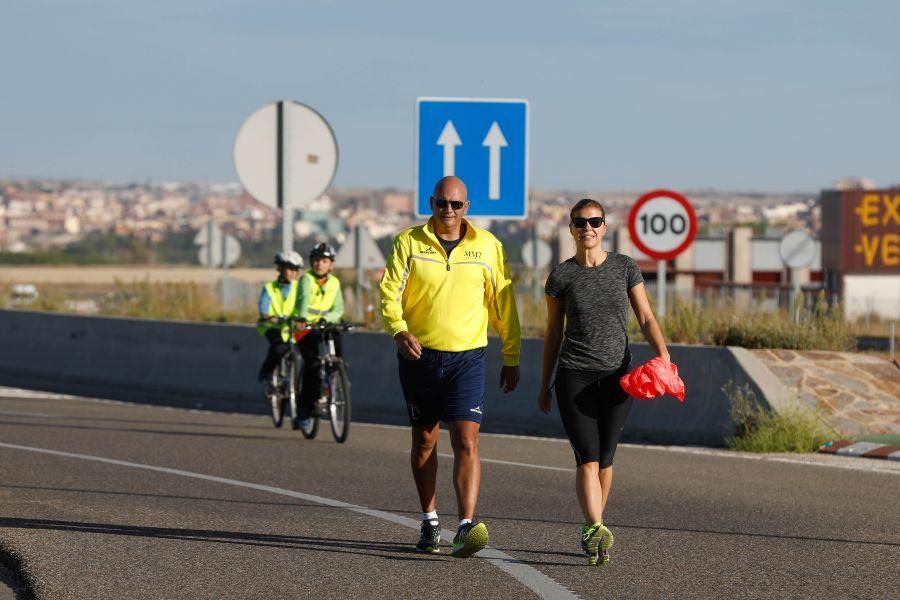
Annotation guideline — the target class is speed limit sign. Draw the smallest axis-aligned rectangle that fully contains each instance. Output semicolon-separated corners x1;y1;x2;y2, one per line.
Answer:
628;189;697;261
628;189;696;317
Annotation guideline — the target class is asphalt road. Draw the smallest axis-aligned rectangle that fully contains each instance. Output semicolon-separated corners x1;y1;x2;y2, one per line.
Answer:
0;388;898;599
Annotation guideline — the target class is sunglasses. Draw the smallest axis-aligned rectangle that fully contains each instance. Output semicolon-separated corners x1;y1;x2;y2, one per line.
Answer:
432;197;466;210
570;216;605;228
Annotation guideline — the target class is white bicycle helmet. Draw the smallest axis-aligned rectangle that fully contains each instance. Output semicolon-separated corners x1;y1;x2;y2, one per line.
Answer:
274;250;304;268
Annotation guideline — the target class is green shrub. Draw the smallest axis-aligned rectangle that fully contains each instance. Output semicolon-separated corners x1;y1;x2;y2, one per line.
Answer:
723;381;835;453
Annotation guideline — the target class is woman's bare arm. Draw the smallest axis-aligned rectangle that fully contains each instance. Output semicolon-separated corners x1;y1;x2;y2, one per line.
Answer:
627;282;670;362
539;294;566;413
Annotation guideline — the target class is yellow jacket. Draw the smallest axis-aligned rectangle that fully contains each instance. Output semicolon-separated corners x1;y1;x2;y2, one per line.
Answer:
379;218;521;366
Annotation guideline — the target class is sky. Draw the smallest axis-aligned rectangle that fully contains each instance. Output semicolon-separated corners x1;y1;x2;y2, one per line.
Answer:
2;0;898;192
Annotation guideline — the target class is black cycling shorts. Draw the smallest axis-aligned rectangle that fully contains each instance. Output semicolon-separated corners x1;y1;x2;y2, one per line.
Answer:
554;354;633;468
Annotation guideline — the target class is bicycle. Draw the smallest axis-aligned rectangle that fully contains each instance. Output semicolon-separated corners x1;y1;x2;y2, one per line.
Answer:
264;316;303;429
298;321;354;443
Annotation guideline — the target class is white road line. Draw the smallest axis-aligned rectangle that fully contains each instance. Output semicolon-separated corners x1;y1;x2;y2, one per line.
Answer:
437;453;570;473
0;410;59;418
0;441;577;600
3;389;896;476
448;447;899;476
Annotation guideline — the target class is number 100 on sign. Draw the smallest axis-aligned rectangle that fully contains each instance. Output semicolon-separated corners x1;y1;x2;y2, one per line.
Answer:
628;189;697;261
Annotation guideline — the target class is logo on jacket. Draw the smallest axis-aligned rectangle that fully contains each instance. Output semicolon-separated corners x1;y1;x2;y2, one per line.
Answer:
420;246;437;255
464;250;482;259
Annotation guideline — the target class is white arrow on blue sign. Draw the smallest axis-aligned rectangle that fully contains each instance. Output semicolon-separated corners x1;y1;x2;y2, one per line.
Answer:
416;97;529;219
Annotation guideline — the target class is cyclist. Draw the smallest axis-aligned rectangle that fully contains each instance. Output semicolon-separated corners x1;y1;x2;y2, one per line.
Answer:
256;250;304;386
296;242;345;428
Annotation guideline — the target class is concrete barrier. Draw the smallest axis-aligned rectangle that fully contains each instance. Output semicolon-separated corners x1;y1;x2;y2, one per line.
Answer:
0;310;769;445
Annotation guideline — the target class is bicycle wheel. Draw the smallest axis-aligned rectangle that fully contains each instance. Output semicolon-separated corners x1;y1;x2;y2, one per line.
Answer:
328;360;351;443
269;371;284;428
300;357;320;439
288;352;300;430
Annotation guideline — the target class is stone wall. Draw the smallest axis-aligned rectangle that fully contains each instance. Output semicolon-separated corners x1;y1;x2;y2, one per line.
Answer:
750;349;900;435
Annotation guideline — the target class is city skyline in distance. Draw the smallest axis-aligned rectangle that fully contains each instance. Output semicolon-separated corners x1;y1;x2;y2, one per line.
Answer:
2;1;898;192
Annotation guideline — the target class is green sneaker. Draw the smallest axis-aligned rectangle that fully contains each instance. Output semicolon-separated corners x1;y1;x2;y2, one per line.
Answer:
451;521;488;558
583;522;614;566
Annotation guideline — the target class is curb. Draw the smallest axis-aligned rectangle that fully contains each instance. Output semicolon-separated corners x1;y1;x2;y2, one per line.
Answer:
819;440;900;461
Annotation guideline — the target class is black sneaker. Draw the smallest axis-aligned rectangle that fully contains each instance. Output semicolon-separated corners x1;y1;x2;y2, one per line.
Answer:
416;520;441;554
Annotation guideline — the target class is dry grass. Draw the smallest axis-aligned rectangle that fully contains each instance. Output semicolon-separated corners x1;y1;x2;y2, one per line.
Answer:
100;279;257;323
0;268;866;351
0;265;271;285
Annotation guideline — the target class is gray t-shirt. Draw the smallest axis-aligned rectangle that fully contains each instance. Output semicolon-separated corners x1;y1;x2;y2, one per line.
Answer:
545;253;644;372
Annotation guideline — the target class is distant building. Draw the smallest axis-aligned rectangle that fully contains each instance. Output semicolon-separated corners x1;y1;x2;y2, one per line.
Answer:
382;192;413;214
833;177;876;191
609;227;823;310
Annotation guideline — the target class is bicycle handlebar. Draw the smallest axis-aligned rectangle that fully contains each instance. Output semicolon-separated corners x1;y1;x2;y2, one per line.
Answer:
303;320;355;332
270;316;355;331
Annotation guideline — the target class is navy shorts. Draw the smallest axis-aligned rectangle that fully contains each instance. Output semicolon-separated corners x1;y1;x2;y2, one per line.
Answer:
398;347;486;426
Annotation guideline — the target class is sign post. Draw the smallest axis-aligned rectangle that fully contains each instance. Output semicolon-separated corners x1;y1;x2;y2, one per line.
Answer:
778;229;818;322
335;225;386;320
522;229;552;302
628;189;698;317
416;97;528;219
234;101;338;254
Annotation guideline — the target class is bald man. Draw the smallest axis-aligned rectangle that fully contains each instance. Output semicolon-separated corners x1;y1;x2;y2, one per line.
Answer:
379;176;521;557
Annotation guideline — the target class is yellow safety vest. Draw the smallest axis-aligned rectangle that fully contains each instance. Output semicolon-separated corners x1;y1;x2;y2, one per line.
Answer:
301;271;342;322
257;280;299;341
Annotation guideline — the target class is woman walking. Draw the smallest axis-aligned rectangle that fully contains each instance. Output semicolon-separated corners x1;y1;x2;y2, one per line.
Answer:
538;198;671;566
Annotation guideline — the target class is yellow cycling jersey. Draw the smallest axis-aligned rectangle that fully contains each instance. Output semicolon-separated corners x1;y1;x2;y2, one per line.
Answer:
379;218;521;366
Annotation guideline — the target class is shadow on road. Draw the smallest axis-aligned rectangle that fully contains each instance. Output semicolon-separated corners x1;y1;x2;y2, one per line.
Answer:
373;507;581;527
0;420;284;442
0;517;442;562
0;485;309;509
504;521;900;550
0;408;274;431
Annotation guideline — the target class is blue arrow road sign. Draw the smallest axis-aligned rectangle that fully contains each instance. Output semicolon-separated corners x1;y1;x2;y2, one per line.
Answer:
416;97;529;219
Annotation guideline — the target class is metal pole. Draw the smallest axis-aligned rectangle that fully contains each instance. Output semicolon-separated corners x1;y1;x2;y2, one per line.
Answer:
532;222;540;303
890;321;896;362
355;225;364;321
657;259;666;317
219;229;227;307
207;220;214;293
277;100;293;255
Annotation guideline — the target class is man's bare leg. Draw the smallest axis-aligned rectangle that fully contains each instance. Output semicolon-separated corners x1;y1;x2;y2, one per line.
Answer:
411;422;440;512
448;420;481;520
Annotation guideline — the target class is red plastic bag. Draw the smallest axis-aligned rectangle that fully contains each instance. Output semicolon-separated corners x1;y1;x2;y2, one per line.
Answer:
619;357;685;402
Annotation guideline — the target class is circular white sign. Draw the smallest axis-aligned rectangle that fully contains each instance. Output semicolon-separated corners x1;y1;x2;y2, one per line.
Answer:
522;239;552;269
198;235;242;268
193;223;222;246
629;192;697;260
778;229;817;268
233;101;338;209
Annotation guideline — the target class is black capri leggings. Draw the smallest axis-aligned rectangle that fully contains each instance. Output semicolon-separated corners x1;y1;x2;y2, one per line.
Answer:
554;358;633;468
